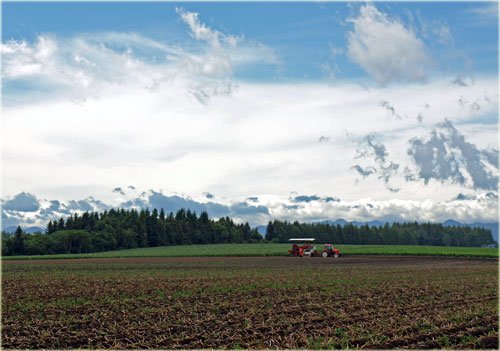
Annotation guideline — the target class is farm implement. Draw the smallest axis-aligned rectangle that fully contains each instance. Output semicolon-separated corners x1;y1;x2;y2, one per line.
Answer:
288;238;342;257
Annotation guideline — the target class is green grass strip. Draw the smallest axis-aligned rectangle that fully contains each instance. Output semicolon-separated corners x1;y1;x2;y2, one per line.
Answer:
3;243;498;260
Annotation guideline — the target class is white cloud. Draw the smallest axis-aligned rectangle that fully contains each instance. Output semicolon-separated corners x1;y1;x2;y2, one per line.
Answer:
175;7;236;84
267;191;498;224
346;4;431;85
319;62;337;81
407;120;498;190
1;36;57;78
433;24;453;45
329;44;344;57
352;134;401;192
467;2;499;25
176;7;237;49
414;10;454;46
2;189;498;228
2;76;497;209
1;9;498;225
1;10;278;105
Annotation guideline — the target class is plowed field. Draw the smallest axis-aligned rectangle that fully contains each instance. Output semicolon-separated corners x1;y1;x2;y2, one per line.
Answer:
2;256;498;349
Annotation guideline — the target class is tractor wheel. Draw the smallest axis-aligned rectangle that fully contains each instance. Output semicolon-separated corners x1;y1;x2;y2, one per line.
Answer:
321;251;328;258
333;253;339;258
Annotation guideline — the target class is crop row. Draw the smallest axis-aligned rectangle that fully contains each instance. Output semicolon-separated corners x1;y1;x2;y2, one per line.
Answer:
2;256;498;349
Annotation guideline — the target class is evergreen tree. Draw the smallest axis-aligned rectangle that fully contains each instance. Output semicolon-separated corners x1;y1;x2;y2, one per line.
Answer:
13;226;26;255
57;218;65;231
46;221;54;234
265;221;275;241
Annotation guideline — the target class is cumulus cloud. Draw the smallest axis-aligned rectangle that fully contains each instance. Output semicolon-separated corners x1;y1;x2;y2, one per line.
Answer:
2;193;111;230
203;192;215;199
351;165;376;178
353;134;401;191
271;191;499;224
379;100;403;119
347;4;431;84
358;135;388;162
407;120;499;190
453;192;497;201
229;202;269;215
112;187;125;195
67;198;110;212
3;190;498;229
292;195;320;203
2;192;40;212
118;190;270;224
451;77;468;87
282;204;301;211
146;191;207;214
290;194;340;203
352;119;498;192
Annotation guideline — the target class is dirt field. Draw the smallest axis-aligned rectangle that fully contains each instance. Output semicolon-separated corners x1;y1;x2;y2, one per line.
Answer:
2;256;498;349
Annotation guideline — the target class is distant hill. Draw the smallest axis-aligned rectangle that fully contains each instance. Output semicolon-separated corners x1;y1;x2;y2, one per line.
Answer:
442;219;463;227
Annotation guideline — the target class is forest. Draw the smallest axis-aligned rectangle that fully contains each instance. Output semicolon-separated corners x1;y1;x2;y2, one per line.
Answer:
266;220;496;247
2;208;496;256
2;208;261;256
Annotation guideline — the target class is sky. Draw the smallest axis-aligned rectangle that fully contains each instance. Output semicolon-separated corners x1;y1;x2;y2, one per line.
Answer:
1;1;499;226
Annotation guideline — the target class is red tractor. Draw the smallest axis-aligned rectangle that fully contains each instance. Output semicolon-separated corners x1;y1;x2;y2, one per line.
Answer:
288;239;341;258
320;243;341;258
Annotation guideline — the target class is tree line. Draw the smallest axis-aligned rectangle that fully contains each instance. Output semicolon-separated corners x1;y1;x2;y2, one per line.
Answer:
2;208;262;256
2;208;496;256
265;220;495;247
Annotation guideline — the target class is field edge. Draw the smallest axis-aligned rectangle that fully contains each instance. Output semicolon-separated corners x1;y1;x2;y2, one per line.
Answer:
2;243;498;260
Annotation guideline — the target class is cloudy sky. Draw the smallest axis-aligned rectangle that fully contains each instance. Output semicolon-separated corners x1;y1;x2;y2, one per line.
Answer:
1;2;499;226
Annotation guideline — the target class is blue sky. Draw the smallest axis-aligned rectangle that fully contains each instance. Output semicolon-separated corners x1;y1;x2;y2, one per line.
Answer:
3;2;498;82
1;2;499;225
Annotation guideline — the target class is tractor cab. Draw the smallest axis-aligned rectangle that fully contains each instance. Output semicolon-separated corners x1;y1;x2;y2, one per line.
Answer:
289;238;317;257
